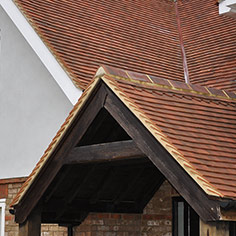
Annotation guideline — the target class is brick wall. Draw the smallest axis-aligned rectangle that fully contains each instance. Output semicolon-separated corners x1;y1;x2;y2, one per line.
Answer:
73;181;175;236
1;178;26;236
0;178;67;236
0;179;175;236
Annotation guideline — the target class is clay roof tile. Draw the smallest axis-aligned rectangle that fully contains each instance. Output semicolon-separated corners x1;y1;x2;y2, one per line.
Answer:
13;0;236;91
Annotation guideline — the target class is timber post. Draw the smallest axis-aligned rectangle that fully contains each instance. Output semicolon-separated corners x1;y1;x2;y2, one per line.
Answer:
200;219;229;236
19;206;41;236
68;225;73;236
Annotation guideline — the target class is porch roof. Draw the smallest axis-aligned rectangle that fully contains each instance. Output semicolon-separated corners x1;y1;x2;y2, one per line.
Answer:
11;66;236;223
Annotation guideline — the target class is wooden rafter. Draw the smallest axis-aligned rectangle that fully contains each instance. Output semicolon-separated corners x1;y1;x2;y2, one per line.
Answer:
44;167;73;203
89;167;114;204
113;167;145;205
55;166;97;219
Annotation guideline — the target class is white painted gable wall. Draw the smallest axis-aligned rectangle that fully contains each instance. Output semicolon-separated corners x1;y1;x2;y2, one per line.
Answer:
0;6;75;178
219;0;236;18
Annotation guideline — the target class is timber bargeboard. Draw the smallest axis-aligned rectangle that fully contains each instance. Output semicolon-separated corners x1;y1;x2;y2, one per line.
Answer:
13;81;224;225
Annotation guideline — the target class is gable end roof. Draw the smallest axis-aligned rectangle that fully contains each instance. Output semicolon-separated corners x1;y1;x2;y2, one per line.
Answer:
11;65;236;222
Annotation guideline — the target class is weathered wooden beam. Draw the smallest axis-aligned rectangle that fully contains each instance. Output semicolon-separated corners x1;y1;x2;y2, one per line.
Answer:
43;198;141;214
43;212;88;225
68;226;73;236
64;140;144;165
45;167;73;203
19;207;41;236
200;219;229;236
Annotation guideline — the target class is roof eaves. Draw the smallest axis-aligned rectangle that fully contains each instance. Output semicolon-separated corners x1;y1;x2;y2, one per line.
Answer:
0;0;82;105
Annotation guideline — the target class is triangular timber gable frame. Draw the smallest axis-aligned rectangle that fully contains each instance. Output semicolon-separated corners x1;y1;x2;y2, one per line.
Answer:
12;71;233;225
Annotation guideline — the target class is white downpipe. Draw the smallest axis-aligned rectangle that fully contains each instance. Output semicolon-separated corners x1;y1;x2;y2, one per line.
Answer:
0;199;5;236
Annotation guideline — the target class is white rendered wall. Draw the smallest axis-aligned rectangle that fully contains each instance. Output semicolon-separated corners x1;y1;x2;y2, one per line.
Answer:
0;6;74;178
219;0;236;18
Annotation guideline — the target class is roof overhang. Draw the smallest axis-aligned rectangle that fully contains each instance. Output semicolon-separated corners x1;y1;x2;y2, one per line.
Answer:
0;0;82;104
219;0;236;18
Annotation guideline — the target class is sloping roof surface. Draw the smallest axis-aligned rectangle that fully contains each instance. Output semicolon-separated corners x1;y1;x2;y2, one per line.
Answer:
11;66;236;207
178;0;236;91
14;0;184;89
13;0;236;91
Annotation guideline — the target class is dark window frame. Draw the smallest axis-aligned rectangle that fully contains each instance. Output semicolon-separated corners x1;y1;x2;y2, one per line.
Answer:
172;197;199;236
230;221;236;236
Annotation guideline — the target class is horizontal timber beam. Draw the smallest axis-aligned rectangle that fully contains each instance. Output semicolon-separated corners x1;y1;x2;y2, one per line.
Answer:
43;199;142;215
63;140;144;165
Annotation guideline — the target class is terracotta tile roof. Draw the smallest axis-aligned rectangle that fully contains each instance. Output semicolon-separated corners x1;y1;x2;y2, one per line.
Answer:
13;0;236;91
13;0;184;89
178;0;236;91
11;65;236;207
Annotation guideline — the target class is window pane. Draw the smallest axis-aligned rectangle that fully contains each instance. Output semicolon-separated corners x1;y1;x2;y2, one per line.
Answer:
0;207;2;235
0;207;1;235
178;202;184;236
173;198;199;236
230;222;236;236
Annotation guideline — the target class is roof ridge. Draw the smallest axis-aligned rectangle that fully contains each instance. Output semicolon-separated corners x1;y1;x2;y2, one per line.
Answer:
95;65;236;102
101;75;224;199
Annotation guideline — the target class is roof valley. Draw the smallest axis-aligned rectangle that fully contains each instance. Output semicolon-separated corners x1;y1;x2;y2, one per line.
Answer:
175;0;190;84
